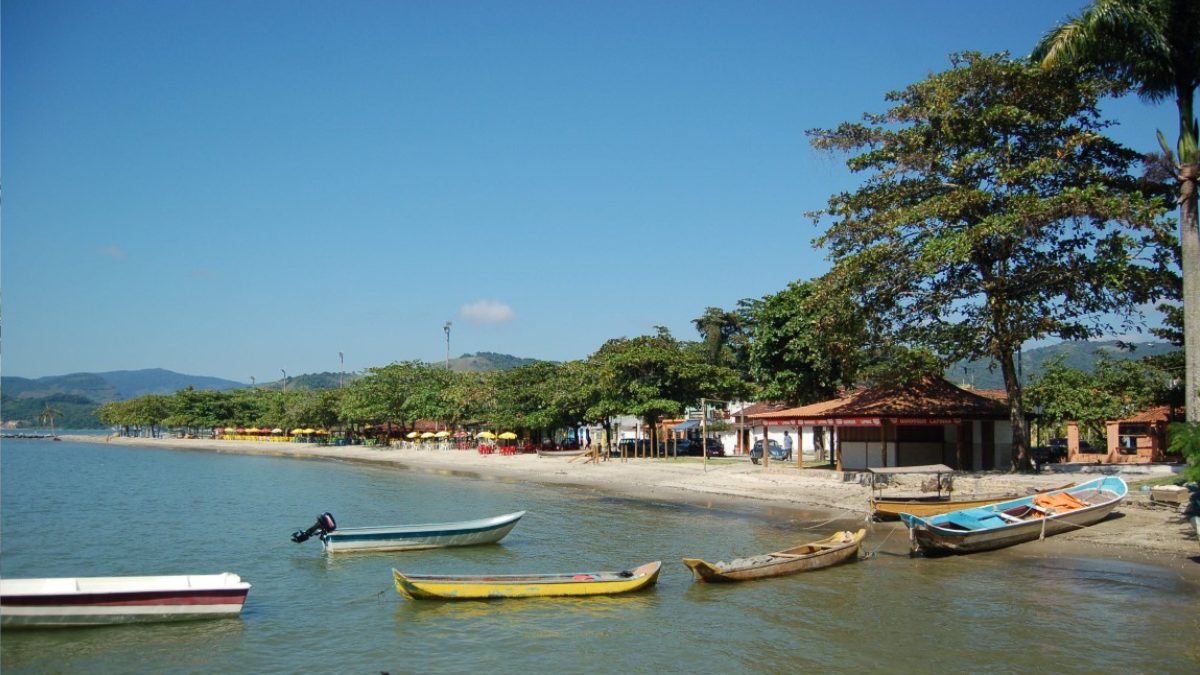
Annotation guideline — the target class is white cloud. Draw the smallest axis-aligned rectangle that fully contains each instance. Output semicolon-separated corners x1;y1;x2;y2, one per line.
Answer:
460;300;517;324
98;245;127;258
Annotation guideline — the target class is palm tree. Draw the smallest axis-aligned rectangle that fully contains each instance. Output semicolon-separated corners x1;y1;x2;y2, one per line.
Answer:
37;404;64;437
1033;0;1200;420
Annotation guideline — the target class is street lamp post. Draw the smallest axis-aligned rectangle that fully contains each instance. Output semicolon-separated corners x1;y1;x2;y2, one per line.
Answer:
339;351;344;388
444;322;452;370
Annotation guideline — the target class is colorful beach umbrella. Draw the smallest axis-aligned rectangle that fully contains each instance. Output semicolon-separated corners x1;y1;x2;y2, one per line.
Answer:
477;431;497;440
420;432;435;439
406;431;420;439
498;432;518;440
434;431;451;438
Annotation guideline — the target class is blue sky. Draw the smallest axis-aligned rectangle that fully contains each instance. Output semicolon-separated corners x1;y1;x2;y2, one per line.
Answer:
2;1;1173;383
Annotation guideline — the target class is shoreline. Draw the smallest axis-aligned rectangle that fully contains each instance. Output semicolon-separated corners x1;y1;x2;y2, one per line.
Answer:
60;434;1200;579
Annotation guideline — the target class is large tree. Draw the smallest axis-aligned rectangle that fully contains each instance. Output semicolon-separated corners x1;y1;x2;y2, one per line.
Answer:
590;328;750;454
808;52;1174;471
1033;0;1200;420
744;279;867;405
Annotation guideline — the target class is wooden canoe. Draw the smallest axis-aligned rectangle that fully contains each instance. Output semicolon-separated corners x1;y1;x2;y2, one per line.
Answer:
901;477;1127;555
392;561;661;600
682;529;865;583
1;573;250;629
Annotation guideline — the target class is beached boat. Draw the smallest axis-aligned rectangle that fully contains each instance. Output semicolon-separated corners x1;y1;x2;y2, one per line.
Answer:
0;573;251;629
392;560;662;600
682;529;865;583
901;476;1127;555
535;448;589;458
872;482;1076;521
291;511;525;553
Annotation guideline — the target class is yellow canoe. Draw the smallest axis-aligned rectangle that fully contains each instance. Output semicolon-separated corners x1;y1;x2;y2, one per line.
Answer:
683;530;864;583
392;561;662;600
872;483;1076;521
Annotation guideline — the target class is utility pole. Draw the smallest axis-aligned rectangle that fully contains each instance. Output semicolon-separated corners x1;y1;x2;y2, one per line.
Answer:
444;322;452;370
339;351;344;388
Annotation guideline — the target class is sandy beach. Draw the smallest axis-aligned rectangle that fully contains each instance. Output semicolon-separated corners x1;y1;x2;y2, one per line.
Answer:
63;434;1200;577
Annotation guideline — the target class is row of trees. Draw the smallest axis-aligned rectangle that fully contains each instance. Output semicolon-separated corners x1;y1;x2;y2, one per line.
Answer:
97;332;754;448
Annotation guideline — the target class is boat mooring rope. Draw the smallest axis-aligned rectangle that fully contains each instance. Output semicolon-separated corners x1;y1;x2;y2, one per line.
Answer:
859;525;898;560
799;507;859;530
349;589;387;604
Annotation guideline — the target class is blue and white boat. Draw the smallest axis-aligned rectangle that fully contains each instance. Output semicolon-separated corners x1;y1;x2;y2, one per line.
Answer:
901;477;1127;555
291;511;525;553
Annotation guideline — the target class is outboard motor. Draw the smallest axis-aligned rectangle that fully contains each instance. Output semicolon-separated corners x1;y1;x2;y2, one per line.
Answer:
291;512;337;543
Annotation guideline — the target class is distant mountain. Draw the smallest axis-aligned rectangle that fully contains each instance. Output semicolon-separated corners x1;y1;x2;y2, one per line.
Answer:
259;372;351;391
947;340;1179;389
447;352;546;373
1;369;246;402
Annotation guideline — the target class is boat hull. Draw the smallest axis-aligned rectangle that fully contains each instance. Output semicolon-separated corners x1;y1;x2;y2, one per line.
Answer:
392;561;661;600
683;530;864;582
901;477;1126;555
1;573;250;629
873;496;1018;521
322;511;524;553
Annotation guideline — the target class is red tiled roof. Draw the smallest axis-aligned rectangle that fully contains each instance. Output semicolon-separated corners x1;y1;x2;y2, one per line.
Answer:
736;400;792;417
749;377;1010;421
1119;405;1179;424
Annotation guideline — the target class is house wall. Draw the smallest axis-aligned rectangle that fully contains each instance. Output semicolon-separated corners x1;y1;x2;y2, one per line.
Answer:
837;420;1012;471
841;441;887;470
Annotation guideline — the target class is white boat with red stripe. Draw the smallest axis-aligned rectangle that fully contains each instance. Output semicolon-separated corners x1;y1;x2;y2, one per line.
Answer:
1;572;251;628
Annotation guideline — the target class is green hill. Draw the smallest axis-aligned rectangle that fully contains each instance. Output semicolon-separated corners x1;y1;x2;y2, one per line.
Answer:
447;352;545;373
0;393;104;429
947;340;1179;389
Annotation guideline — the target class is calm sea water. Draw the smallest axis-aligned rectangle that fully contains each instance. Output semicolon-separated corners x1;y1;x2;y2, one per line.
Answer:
2;438;1197;675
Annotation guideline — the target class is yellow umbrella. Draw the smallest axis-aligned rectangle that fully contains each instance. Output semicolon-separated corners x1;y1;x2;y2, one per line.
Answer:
315;429;329;435
303;428;316;434
498;432;518;440
477;431;497;440
246;427;260;433
406;431;420;439
420;432;435;439
434;431;451;438
291;428;305;435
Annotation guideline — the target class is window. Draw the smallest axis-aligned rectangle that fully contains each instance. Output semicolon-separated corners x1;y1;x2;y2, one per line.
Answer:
1117;423;1147;455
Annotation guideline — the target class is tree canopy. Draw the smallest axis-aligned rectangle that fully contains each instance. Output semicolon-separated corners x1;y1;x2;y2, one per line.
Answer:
1034;0;1200;422
808;52;1175;470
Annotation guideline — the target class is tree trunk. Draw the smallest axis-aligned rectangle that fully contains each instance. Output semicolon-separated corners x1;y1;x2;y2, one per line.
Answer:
998;351;1032;471
1180;163;1200;421
1177;79;1199;422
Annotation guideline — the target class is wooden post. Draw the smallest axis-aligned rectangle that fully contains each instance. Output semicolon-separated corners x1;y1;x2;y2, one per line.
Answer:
763;425;772;468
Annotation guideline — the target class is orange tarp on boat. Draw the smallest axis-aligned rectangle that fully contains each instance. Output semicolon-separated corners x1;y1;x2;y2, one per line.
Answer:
1032;491;1087;513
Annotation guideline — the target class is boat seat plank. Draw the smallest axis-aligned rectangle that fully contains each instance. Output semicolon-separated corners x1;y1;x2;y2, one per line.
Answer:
945;512;1007;531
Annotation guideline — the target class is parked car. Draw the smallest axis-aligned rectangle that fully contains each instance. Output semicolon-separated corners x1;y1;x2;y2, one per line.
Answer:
661;438;725;457
616;438;653;456
700;437;725;457
749;439;789;463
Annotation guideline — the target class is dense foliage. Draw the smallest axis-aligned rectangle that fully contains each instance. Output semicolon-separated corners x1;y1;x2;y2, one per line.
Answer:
0;393;103;430
807;52;1175;469
1035;0;1200;421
